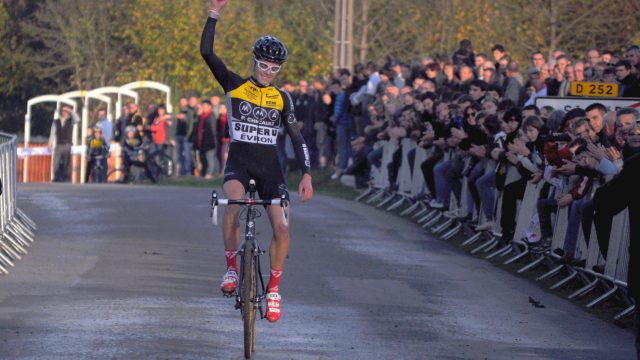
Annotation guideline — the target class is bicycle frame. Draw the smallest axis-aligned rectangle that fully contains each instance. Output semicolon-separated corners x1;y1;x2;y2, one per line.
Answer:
236;184;268;318
211;181;288;358
210;181;288;318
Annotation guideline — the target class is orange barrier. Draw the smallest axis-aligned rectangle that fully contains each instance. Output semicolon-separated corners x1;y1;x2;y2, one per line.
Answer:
17;145;51;183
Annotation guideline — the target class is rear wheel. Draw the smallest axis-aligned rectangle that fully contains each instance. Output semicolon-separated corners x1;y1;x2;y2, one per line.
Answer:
107;167;128;183
149;152;174;182
242;241;256;359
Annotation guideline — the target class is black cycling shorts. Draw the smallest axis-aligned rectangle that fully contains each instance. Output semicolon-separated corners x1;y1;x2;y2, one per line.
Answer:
223;142;289;201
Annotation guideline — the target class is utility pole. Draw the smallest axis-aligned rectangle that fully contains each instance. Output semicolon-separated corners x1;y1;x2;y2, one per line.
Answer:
346;0;354;71
333;0;341;72
333;0;353;72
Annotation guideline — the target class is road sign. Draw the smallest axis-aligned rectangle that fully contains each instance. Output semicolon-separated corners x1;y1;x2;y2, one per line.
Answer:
570;81;618;97
535;96;640;112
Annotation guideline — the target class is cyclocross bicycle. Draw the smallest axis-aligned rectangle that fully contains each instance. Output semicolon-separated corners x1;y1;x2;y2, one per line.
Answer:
210;180;288;359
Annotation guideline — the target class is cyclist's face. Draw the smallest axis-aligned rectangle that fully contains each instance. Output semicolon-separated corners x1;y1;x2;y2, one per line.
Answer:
253;59;280;86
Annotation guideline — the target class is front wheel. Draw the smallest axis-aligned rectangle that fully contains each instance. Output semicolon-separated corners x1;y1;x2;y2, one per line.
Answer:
107;167;128;183
242;241;256;359
149;153;175;182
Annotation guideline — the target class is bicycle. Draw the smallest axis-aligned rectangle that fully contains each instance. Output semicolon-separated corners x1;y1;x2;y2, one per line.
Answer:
147;148;175;182
210;180;288;359
107;148;174;184
86;154;107;183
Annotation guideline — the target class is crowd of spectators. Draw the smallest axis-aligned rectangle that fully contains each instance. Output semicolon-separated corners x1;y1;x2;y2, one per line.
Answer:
286;40;638;356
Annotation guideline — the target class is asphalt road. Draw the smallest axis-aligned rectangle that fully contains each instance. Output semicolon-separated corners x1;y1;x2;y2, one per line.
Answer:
0;183;635;359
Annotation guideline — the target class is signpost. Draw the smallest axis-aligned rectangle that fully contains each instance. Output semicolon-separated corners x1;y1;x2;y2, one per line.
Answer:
570;81;619;97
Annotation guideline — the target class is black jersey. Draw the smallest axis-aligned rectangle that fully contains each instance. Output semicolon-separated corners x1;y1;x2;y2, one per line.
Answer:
200;17;311;174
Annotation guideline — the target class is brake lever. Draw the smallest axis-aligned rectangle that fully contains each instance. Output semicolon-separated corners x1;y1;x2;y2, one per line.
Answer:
211;190;218;226
280;194;288;228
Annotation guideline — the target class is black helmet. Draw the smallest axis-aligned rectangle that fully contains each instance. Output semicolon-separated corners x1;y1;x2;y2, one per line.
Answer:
253;35;288;64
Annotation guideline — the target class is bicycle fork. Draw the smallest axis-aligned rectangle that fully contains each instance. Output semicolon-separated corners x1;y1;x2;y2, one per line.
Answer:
235;211;267;319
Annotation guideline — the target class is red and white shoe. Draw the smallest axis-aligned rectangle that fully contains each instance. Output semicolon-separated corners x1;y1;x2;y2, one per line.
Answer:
220;270;238;295
265;292;281;322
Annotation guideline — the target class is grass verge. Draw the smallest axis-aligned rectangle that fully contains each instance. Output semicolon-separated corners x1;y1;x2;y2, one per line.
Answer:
161;167;359;201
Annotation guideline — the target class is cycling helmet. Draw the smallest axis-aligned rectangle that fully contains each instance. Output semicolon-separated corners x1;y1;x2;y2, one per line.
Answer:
125;125;136;133
253;35;288;64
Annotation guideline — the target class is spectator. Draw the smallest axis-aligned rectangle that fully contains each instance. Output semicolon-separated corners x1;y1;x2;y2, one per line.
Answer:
311;77;332;168
503;61;525;105
524;68;547;106
176;97;194;176
457;65;475;93
558;64;576;96
85;126;108;183
121;125;155;183
603;67;618;84
331;76;353;179
474;53;488;76
468;80;488;102
339;136;370;189
491;44;506;66
590;122;640;357
49;105;79;182
574;61;586;81
531;51;545;71
585;103;610;147
114;105;130;143
586;49;601;68
194;99;217;179
187;95;200;174
616;60;640;97
150;104;170;154
128;102;145;140
210;95;221;119
216;104;230;175
388;60;406;89
95;109;112;147
624;45;640;74
452;39;475;68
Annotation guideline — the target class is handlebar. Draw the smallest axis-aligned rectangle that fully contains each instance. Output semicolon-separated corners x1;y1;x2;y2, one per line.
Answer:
214;198;286;206
210;189;289;227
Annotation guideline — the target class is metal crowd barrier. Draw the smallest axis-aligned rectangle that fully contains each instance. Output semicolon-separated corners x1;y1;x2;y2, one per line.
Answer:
0;132;36;275
355;135;635;320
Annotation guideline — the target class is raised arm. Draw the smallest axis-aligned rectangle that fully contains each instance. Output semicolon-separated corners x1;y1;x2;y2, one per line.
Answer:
200;0;234;91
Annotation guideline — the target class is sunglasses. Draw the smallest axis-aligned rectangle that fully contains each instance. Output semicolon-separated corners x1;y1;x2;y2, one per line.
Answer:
255;59;281;73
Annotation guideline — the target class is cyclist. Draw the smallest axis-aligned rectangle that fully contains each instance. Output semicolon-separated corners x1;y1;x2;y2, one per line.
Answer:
122;125;156;183
86;126;108;183
202;0;314;323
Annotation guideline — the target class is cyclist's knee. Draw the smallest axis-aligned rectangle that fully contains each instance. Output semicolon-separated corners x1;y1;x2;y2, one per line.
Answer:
223;205;241;225
272;222;289;241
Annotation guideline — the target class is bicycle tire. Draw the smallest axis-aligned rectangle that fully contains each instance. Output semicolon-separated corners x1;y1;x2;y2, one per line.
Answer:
107;167;127;183
88;164;105;183
149;153;175;182
242;240;256;359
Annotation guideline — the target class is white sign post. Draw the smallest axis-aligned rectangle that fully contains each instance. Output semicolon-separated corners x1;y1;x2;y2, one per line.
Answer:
535;96;640;112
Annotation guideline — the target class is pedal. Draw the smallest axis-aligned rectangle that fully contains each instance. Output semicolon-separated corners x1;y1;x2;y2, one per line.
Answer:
222;290;236;298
